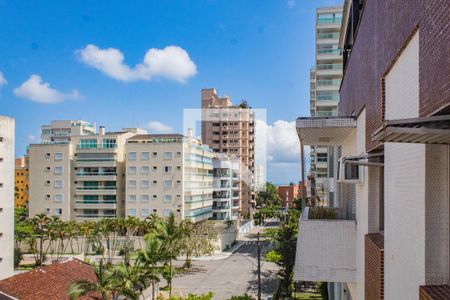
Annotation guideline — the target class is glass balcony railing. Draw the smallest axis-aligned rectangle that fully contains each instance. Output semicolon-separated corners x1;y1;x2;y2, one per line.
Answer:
76;186;117;190
317;17;342;24
77;144;117;149
76;172;117;176
317;94;340;101
317;32;340;39
317;49;341;55
317;79;341;87
316;64;342;70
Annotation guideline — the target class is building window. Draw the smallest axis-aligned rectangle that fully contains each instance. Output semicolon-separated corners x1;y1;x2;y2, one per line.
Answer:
163;152;172;160
163;209;172;217
54;153;63;161
102;139;116;148
128;180;137;189
164;180;172;188
141;166;150;174
54;167;63;174
141;152;150;161
128;195;137;203
54;208;62;216
79;139;97;149
128;208;137;217
128;166;137;174
164;166;172;173
164;195;172;203
54;180;63;189
141;195;150;203
141;208;150;217
54;194;63;202
128;152;137;161
141;180;150;189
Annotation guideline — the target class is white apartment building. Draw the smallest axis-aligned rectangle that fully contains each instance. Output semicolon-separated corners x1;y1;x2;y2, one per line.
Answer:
125;131;214;222
212;154;240;221
40;120;96;144
0;116;14;279
29;126;138;221
295;1;450;299
309;6;343;206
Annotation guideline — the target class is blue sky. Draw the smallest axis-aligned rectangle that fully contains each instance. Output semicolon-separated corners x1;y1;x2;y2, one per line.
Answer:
0;0;342;184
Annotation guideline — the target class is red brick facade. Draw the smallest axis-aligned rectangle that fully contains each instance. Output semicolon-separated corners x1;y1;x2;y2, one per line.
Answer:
277;184;300;208
365;233;384;300
339;0;450;151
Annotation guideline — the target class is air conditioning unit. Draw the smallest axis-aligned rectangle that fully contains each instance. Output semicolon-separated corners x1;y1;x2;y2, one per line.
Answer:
337;157;364;184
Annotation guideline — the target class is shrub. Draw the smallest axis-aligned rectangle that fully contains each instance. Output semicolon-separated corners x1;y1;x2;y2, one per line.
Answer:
308;207;336;220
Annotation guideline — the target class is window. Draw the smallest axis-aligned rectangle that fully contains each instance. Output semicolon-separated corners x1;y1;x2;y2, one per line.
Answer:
141;195;150;202
54;167;63;174
54;194;63;202
141;166;150;174
54;153;63;160
141;180;150;189
164;166;172;173
141;209;150;217
164;195;172;203
141;152;150;161
163;209;172;217
128;166;137;174
128;152;137;161
80;139;97;149
128;209;137;217
164;180;172;188
128;180;137;189
163;152;172;160
54;208;62;216
54;180;63;189
128;195;137;203
102;139;116;148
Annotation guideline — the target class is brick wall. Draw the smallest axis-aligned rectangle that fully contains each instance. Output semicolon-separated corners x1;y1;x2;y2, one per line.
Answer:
339;0;450;151
365;233;384;300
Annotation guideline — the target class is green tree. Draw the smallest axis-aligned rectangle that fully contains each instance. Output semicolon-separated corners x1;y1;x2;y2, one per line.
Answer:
256;182;281;207
136;236;163;300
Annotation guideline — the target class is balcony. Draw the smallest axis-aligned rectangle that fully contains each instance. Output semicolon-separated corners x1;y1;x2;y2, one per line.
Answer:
75;172;117;181
316;64;342;76
75;201;117;210
75;159;117;168
75;186;117;195
294;207;356;283
296;117;356;146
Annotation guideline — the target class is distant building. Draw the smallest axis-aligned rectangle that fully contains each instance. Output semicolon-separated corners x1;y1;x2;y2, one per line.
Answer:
125;130;215;222
14;156;29;208
201;88;255;217
254;164;265;190
0;115;14;279
0;258;96;300
277;184;300;209
40;120;96;144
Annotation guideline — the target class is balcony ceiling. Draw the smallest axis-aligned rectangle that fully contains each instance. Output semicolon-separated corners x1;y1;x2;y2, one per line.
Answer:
296;117;356;146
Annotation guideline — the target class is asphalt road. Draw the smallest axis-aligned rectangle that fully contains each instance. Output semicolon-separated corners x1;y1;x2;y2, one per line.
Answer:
172;239;279;300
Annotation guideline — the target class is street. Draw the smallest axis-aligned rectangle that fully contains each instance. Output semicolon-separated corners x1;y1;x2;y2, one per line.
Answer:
172;230;279;299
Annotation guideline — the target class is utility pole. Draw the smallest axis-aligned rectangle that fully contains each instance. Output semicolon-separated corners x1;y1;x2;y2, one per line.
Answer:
257;232;261;300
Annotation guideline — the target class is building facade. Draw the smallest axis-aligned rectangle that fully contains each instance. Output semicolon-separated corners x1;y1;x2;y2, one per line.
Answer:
29;126;137;221
125;132;214;222
201;88;255;217
295;1;450;299
14;156;29;208
0;116;14;279
212;154;240;221
309;6;344;207
40;120;96;144
277;184;300;209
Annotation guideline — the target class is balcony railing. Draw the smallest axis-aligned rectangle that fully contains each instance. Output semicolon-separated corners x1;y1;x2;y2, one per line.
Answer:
317;17;342;24
77;144;117;149
76;186;117;190
317;32;340;39
76;172;117;176
316;79;341;87
317;49;341;55
316;63;342;70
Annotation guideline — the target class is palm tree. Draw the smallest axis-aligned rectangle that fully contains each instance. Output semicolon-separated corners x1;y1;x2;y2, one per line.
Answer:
112;261;152;300
151;213;183;297
31;213;50;266
68;260;116;300
136;236;163;300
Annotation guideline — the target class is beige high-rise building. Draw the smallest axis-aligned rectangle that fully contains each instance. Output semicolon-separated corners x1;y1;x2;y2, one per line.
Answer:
40;120;96;144
125;132;214;222
201;88;255;217
29;125;138;221
0;115;15;279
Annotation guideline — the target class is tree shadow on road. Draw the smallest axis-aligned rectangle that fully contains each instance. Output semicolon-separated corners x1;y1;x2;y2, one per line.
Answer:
246;269;279;296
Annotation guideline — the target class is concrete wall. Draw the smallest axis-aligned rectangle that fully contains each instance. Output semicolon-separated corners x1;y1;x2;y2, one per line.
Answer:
0;116;14;279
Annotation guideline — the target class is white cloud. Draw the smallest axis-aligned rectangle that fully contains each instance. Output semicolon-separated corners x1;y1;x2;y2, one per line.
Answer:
287;0;296;9
14;74;81;104
255;119;300;164
77;44;197;83
147;121;173;133
0;71;7;87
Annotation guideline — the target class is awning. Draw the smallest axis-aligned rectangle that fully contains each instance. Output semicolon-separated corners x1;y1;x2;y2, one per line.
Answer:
372;115;450;145
296;117;356;146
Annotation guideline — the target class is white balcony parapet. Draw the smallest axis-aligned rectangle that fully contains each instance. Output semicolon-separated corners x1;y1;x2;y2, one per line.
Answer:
294;209;357;283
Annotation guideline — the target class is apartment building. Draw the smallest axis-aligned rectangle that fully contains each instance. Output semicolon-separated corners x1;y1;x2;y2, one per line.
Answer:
308;6;343;206
295;1;450;299
29;126;138;221
40;120;96;144
15;156;29;208
277;183;300;209
125;131;214;222
201;88;255;217
212;153;240;221
0;116;14;279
